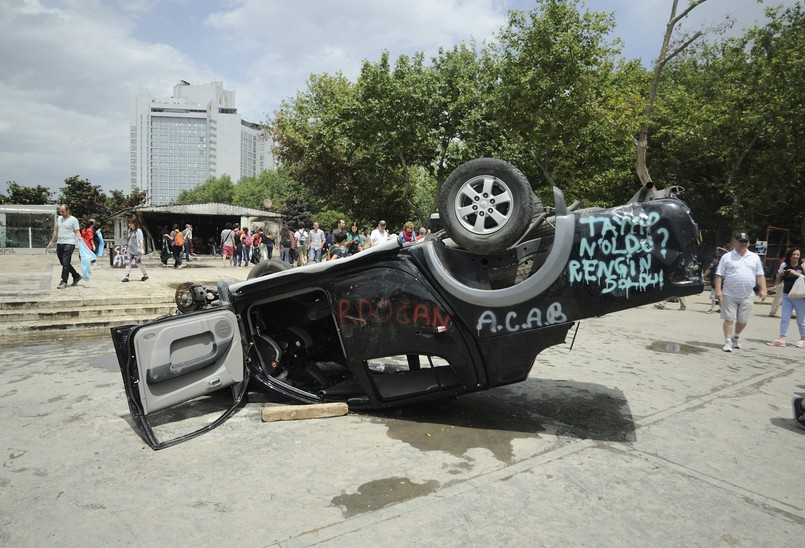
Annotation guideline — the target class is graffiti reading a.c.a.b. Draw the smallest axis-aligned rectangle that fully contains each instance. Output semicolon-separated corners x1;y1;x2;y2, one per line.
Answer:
476;302;568;334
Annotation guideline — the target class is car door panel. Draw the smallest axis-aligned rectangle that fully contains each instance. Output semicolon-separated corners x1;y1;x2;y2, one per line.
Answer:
132;309;243;415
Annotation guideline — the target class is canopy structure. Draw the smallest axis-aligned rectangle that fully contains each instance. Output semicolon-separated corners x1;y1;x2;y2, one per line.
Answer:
112;203;283;254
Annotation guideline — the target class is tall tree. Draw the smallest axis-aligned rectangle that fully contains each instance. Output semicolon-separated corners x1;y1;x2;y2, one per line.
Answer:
650;4;804;237
58;175;107;227
4;181;53;204
175;175;235;204
281;195;313;230
108;188;147;214
232;168;306;211
478;0;634;204
635;0;711;186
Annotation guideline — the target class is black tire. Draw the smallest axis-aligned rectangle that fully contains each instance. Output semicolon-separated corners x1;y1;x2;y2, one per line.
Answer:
438;158;535;253
247;259;291;280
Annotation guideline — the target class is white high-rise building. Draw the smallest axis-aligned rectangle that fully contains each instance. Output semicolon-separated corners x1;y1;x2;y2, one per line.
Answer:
130;80;275;205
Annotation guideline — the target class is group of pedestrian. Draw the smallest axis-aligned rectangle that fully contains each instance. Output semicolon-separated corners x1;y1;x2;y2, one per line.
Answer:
218;223;267;268
706;233;804;430
706;232;804;352
271;219;430;266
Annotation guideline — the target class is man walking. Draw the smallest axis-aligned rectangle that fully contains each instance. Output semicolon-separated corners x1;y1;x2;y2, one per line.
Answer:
308;222;325;263
714;232;767;352
182;223;193;262
46;204;82;288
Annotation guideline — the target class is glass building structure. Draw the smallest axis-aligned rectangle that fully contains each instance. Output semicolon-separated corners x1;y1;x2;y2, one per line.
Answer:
130;81;275;205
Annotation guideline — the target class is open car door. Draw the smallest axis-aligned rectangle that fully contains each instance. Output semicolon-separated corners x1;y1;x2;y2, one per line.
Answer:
111;308;248;450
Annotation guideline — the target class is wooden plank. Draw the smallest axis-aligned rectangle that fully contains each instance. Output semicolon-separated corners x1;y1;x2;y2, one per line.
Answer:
261;402;349;422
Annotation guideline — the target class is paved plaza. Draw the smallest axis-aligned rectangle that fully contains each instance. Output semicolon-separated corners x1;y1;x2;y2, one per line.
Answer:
1;282;803;546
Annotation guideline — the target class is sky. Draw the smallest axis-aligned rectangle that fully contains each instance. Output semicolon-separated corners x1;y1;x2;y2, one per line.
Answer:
0;0;798;196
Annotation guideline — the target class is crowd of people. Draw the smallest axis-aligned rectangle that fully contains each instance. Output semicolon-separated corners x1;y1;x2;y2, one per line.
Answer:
144;218;432;270
268;218;430;267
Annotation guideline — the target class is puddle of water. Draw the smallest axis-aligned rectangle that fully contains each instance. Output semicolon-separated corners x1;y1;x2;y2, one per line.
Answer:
648;341;706;354
371;394;544;463
369;379;636;456
331;477;439;518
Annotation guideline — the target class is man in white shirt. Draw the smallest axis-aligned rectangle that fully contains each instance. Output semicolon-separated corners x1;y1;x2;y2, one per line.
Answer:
369;220;391;248
308;222;325;263
182;224;193;262
46;203;82;289
715;232;767;352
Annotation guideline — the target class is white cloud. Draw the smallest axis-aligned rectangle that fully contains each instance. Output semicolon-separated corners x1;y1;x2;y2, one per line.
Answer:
0;0;797;194
0;0;212;191
202;0;509;118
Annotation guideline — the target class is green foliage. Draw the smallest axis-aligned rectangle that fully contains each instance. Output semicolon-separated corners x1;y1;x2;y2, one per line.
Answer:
280;195;313;230
649;3;804;237
478;0;636;201
312;210;347;233
176;174;235;204
263;0;802;242
58;175;108;227
108;188;147;214
232;167;304;211
3;181;54;204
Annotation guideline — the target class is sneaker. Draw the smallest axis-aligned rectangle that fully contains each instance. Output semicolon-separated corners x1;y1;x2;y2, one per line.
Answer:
706;309;713;314
141;276;149;282
122;277;129;282
71;275;82;286
731;336;741;349
722;340;732;352
653;303;666;310
795;341;805;349
766;340;786;347
57;281;67;289
177;263;185;269
792;396;805;430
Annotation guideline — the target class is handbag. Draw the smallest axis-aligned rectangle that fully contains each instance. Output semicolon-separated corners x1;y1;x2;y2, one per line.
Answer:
789;276;805;299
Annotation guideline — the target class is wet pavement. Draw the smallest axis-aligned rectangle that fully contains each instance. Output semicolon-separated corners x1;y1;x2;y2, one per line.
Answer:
0;294;803;546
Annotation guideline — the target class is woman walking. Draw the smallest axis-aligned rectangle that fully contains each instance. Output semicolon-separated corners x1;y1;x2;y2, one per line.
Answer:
122;217;148;282
767;247;805;347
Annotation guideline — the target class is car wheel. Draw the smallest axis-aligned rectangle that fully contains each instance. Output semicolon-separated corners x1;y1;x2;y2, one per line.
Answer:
247;259;291;280
438;158;535;253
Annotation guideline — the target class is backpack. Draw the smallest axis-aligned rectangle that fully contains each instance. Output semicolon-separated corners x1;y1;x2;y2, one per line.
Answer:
244;234;252;247
281;234;291;247
174;231;185;247
252;233;261;247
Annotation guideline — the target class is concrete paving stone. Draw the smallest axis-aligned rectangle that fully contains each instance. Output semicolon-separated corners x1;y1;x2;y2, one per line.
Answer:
0;251;803;547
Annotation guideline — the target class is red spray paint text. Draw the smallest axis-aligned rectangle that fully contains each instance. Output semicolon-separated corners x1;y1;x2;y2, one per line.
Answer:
338;298;451;329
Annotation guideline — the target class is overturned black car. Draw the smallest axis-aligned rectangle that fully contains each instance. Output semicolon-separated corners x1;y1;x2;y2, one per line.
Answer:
112;158;702;449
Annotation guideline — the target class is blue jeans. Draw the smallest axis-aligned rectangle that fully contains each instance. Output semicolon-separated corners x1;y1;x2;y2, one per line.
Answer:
56;244;79;283
242;247;250;265
280;246;290;264
310;247;322;263
780;293;805;338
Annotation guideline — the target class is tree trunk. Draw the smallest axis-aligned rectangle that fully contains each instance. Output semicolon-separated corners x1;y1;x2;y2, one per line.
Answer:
635;0;706;185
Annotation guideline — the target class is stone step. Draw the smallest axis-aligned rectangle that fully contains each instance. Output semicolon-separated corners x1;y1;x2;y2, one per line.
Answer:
0;294;174;311
0;312;173;344
0;303;175;322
